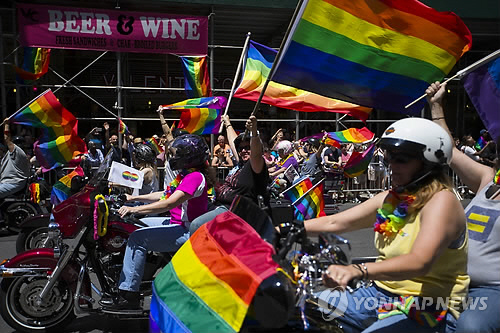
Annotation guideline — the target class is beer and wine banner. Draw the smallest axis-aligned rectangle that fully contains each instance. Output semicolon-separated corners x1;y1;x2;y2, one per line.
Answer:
17;3;208;55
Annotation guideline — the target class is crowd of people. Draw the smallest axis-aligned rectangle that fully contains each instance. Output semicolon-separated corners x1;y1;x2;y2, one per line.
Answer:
0;81;499;332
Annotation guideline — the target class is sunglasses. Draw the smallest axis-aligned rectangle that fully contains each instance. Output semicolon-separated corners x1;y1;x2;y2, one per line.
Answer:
237;145;251;152
385;151;418;164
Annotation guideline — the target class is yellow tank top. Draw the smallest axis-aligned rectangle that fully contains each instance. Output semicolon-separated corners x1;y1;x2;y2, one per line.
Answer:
374;213;469;319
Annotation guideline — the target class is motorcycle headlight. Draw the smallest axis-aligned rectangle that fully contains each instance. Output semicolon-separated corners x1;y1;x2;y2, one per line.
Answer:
47;222;61;239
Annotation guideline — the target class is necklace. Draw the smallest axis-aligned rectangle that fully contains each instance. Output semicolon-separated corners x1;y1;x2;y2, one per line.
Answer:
160;168;196;200
278;154;293;167
374;190;416;237
494;169;500;185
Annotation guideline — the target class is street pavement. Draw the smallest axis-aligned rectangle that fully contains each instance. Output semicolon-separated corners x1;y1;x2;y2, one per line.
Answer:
0;202;377;333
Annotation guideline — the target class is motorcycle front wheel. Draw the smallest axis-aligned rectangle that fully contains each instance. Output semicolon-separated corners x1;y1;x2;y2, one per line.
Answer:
16;226;53;253
0;277;75;333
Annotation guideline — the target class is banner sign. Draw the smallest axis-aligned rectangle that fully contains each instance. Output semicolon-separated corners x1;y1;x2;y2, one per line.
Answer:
17;3;208;55
108;161;144;189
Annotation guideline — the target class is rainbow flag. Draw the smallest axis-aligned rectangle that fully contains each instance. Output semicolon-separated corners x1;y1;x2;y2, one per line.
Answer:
282;177;313;203
50;166;84;206
150;211;279;333
181;56;212;98
343;143;376;178
293;181;325;221
161;97;227;135
12;90;87;171
118;118;129;135
463;57;500;143
14;47;51;84
272;0;472;114
301;127;374;146
146;137;164;155
234;40;371;121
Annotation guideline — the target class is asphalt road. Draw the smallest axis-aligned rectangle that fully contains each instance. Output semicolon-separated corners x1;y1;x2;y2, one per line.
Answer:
0;202;376;333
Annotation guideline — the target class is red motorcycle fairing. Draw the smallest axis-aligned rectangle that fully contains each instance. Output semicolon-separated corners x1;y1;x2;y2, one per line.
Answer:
98;220;140;253
18;213;51;228
2;248;91;297
52;184;94;238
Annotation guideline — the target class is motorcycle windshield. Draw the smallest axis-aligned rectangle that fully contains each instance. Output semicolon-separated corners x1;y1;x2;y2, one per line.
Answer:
88;150;114;186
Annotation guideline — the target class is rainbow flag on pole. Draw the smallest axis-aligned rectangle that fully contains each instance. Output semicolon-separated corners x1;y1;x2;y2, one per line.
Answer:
293;180;326;221
146;137;164;154
282;177;313;203
50;166;84;206
181;56;212;98
234;40;371;121
160;97;227;135
272;0;472;114
150;211;279;333
12;89;87;171
343;143;376;178
14;47;51;84
301;127;374;146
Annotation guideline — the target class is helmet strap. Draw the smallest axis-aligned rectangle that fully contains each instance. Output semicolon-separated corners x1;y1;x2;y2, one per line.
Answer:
394;168;435;194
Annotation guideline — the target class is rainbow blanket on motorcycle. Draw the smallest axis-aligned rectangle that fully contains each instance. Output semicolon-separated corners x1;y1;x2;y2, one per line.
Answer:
150;211;280;333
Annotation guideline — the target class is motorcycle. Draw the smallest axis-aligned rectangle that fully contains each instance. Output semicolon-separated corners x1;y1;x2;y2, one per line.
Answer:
0;153;170;332
0;174;51;233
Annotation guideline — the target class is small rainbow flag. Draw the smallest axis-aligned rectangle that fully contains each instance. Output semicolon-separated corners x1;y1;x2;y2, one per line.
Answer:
150;211;279;333
146;137;164;155
50;166;84;206
293;180;325;221
301;127;374;146
272;0;472;114
12;89;87;171
118;118;129;135
14;47;51;84
343;143;376;178
282;177;313;203
161;97;227;135
181;56;212;98
234;40;371;121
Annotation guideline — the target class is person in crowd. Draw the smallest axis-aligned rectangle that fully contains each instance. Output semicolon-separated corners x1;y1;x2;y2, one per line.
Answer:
299;136;326;184
368;146;387;190
262;144;276;169
475;129;497;167
86;126;105;151
322;141;342;173
269;128;285;154
292;140;306;165
104;122;122;163
157;107;178;188
83;141;104;169
101;134;214;310
0;121;30;199
340;143;351;167
460;135;481;162
268;140;299;179
427;81;500;333
211;134;233;167
305;117;468;333
133;144;159;195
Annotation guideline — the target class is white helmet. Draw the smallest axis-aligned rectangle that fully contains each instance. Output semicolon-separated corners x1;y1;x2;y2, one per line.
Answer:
379;118;452;166
275;140;294;155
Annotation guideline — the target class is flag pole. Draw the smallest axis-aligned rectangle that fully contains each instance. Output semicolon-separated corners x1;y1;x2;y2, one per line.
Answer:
1;88;51;126
292;177;325;206
218;32;252;133
248;0;306;119
405;49;500;109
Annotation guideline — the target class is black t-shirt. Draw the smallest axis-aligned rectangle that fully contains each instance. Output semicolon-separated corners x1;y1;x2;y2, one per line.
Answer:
323;147;341;163
216;159;269;208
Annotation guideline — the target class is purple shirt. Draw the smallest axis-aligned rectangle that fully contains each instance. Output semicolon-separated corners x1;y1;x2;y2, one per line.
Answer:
170;171;208;227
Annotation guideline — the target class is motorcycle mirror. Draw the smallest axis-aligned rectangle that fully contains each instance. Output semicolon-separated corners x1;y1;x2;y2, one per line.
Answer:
318;233;352;265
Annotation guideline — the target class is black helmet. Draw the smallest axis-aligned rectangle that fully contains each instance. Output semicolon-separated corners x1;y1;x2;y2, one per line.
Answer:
134;144;156;165
12;136;25;146
307;137;321;149
169;134;209;170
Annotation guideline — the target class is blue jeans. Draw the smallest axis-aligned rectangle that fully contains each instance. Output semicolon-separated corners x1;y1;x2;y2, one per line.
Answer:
455;285;500;333
118;217;188;292
316;284;457;333
0;181;25;199
189;206;229;235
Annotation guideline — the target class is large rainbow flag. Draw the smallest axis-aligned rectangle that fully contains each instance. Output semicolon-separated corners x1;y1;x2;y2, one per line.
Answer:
14;47;51;84
50;166;84;206
282;177;313;203
272;0;472;114
233;40;372;121
161;97;227;135
12;89;87;171
293;180;325;221
150;211;279;333
343;143;376;178
181;56;212;98
463;56;500;143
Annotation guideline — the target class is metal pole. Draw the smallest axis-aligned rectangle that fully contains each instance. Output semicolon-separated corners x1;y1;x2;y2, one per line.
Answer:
0;16;7;119
295;112;299;141
117;52;123;152
12;3;19;110
209;8;215;154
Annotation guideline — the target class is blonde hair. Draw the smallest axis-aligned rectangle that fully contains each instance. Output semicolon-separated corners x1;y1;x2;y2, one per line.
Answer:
408;169;453;218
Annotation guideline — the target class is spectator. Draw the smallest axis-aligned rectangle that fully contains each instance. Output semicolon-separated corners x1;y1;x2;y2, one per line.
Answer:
299;137;326;184
211;135;233;167
340;143;352;167
83;141;104;169
262;144;276;169
460;135;481;162
268;140;299;182
104;122;121;163
322;142;342;173
475;130;496;167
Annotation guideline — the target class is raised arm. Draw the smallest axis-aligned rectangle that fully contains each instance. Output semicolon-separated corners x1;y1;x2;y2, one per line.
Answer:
222;115;238;163
426;82;495;193
3;120;14;152
158;107;174;145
